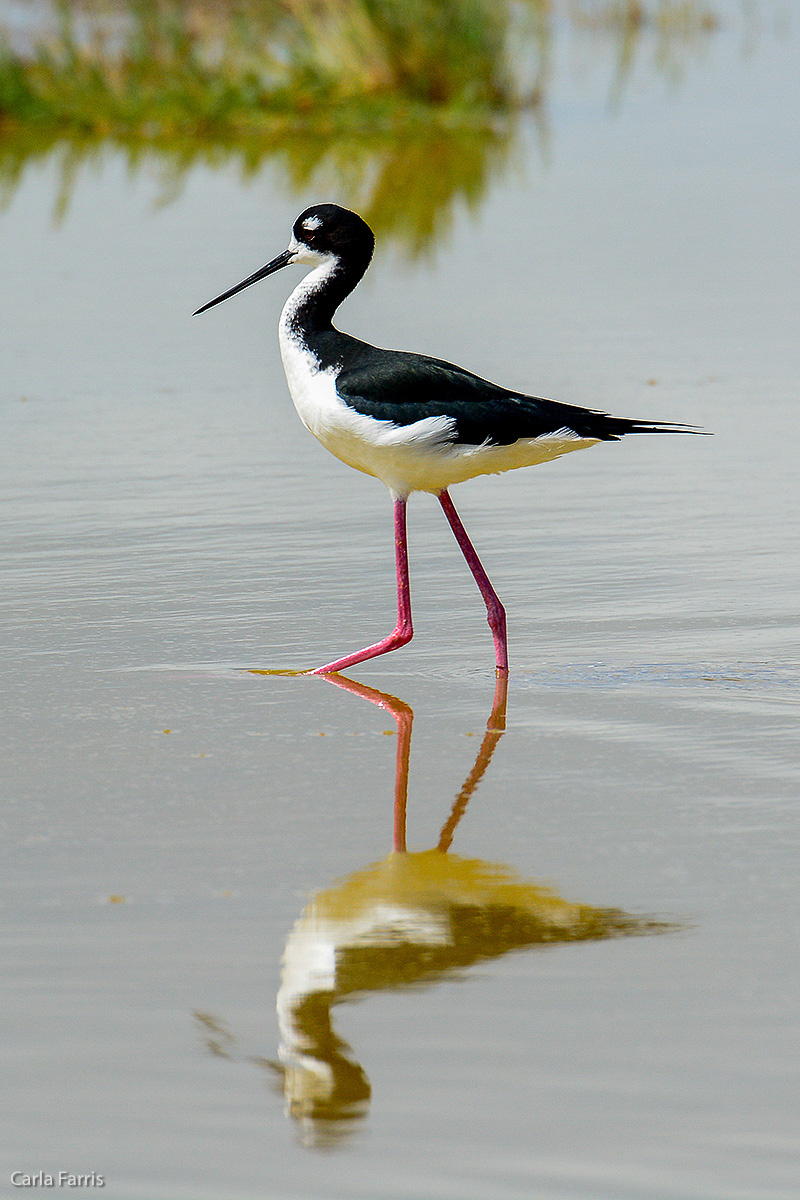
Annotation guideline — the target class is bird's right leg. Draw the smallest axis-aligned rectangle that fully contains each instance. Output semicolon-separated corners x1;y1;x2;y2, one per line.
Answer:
309;494;413;674
438;489;509;675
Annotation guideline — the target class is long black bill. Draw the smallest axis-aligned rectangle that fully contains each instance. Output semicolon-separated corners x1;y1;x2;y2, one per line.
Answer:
193;248;295;315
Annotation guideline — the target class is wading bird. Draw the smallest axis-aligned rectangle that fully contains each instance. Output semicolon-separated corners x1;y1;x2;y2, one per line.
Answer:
195;204;695;675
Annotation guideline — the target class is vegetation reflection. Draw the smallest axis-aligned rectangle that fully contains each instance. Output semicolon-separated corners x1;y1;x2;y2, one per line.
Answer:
255;673;673;1146
0;1;721;250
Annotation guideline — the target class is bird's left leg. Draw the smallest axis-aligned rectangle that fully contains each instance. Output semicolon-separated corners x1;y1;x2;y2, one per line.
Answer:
310;494;413;674
438;490;509;675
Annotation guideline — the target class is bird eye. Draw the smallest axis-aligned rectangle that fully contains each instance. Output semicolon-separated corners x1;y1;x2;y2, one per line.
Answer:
301;216;323;243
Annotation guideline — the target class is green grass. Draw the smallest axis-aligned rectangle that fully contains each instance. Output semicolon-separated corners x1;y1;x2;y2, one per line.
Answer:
0;0;718;251
0;0;542;137
0;0;717;138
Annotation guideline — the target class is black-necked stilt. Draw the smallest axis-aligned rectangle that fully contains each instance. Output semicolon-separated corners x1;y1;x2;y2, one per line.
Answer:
195;203;697;675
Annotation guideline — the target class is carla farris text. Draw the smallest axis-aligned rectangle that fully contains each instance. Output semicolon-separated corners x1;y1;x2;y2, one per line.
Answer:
11;1174;105;1189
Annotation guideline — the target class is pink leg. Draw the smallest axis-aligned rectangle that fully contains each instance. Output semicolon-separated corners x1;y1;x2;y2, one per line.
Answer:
310;495;413;675
438;490;508;675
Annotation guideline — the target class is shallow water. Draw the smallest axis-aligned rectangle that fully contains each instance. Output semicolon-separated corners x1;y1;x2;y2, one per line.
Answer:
2;10;800;1200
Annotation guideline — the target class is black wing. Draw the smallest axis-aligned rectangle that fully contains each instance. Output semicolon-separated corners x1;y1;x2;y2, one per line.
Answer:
334;345;693;446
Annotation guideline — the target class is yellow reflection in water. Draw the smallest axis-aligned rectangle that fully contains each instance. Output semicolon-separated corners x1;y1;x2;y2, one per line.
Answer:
0;121;519;255
196;675;674;1147
0;3;721;253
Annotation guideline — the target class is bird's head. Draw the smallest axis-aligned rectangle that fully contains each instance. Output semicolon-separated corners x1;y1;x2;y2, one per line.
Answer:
193;204;374;316
290;204;374;268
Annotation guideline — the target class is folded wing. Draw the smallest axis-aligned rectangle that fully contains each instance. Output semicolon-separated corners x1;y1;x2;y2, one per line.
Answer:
335;348;696;446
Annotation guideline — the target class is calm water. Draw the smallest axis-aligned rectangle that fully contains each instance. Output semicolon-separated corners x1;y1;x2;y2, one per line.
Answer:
2;10;799;1200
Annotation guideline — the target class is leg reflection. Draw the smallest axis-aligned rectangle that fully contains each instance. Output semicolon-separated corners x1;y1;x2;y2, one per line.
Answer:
263;673;672;1145
323;671;507;854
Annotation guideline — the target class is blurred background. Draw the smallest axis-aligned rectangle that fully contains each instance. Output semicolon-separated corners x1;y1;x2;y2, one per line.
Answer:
1;0;753;248
2;3;799;1199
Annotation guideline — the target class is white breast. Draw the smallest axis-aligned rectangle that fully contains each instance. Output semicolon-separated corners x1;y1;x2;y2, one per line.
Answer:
277;270;599;496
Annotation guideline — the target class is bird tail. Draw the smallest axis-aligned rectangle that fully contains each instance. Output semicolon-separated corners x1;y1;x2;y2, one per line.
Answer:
592;416;706;440
618;418;705;436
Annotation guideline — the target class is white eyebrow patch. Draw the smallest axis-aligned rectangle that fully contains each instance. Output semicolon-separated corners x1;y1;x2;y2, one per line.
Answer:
303;216;322;231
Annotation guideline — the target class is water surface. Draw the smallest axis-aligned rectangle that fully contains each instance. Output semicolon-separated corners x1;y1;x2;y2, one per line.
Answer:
1;11;799;1200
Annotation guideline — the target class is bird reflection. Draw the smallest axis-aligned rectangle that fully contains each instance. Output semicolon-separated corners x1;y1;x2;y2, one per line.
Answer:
268;674;671;1145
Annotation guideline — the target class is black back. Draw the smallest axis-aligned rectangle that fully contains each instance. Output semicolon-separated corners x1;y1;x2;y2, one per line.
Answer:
290;206;697;446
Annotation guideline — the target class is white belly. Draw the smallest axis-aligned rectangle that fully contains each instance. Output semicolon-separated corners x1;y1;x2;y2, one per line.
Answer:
279;315;597;497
